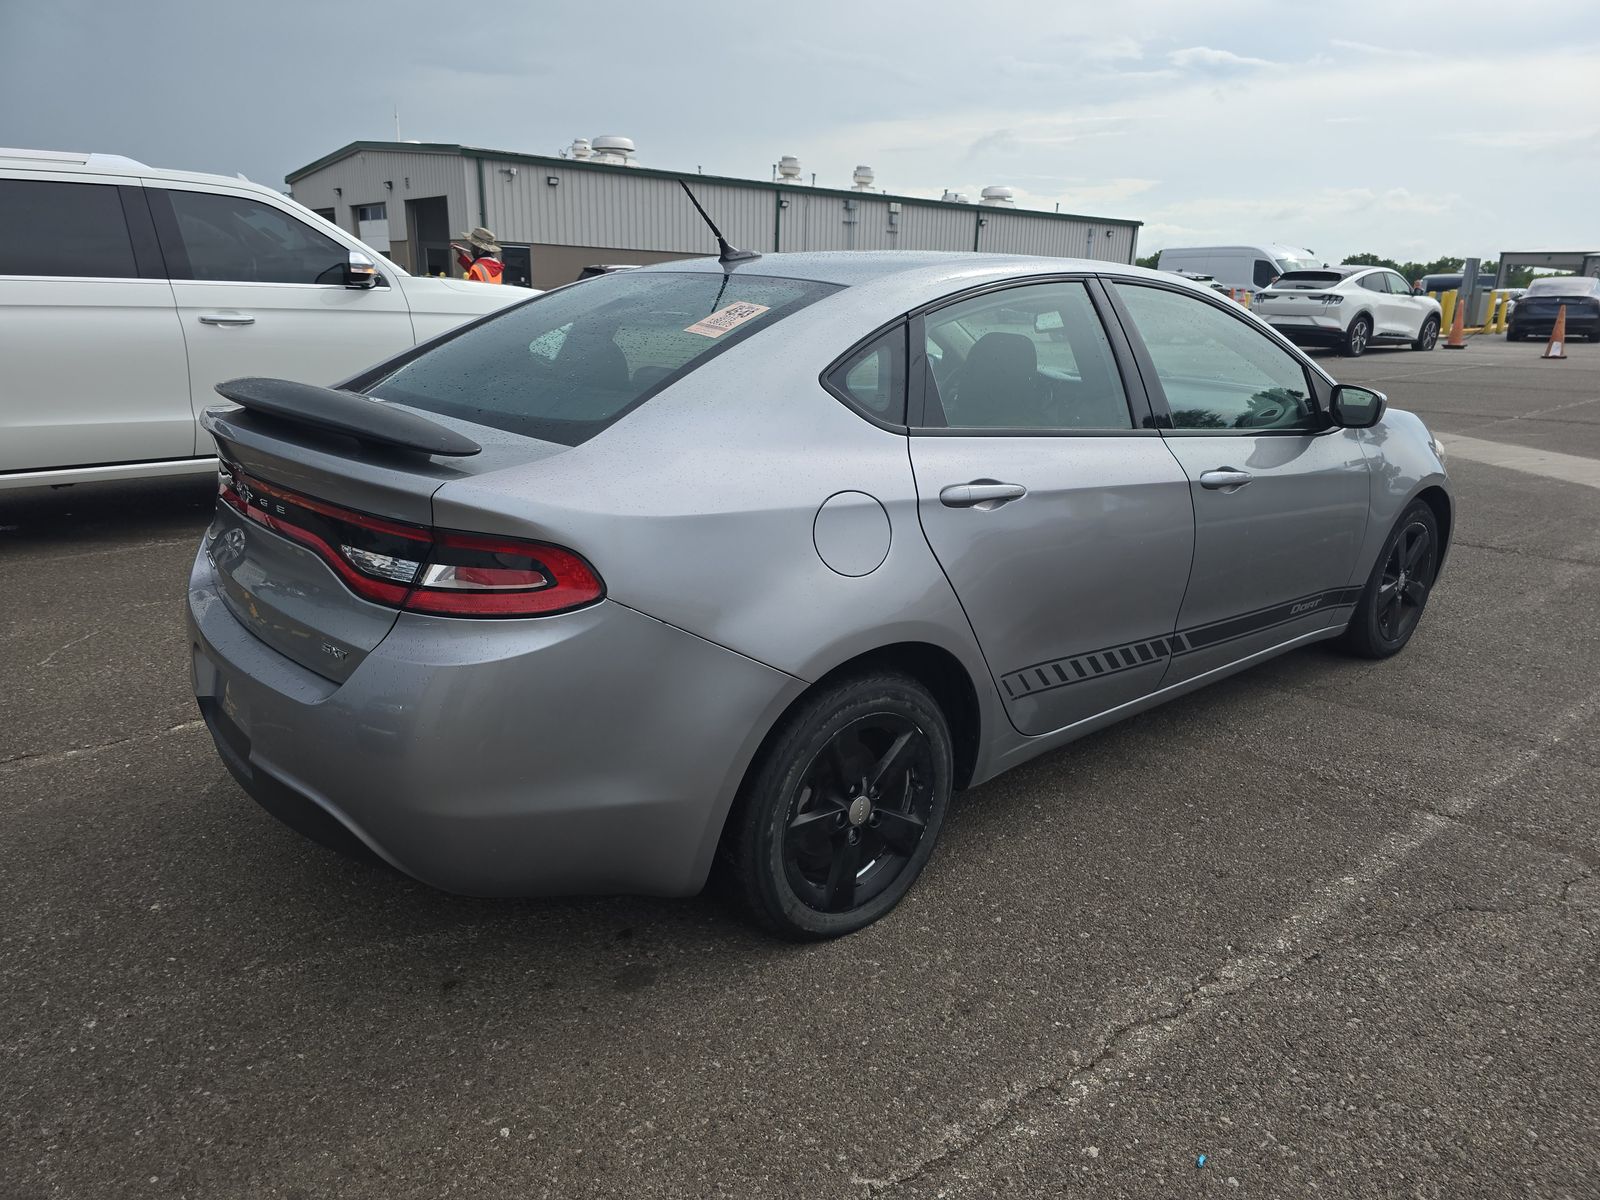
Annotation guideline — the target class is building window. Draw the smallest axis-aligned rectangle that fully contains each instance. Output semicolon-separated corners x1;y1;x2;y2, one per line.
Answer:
354;203;390;252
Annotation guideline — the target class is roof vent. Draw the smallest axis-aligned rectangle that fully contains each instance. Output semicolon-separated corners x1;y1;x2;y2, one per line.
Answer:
591;135;638;166
980;186;1016;206
568;137;593;160
852;164;875;191
941;189;970;204
777;155;802;183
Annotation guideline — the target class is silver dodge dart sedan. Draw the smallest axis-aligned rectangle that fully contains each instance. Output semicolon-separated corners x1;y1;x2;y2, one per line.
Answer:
187;250;1451;939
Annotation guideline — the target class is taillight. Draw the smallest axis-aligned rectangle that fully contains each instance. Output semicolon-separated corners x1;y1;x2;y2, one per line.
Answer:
216;463;603;618
406;530;603;616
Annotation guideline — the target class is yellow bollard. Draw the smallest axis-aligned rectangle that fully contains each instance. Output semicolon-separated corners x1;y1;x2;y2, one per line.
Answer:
1491;292;1507;334
1439;289;1457;334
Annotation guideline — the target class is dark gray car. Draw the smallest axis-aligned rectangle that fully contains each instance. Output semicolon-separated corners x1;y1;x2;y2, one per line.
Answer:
187;252;1452;939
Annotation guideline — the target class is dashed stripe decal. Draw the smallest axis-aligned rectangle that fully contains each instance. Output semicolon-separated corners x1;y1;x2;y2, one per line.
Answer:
1000;586;1365;700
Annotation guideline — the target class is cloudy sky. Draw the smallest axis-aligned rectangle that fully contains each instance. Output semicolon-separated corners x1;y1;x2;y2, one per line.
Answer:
4;0;1597;260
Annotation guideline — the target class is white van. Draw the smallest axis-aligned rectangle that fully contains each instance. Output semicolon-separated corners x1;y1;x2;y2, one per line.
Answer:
1157;244;1327;294
0;148;531;490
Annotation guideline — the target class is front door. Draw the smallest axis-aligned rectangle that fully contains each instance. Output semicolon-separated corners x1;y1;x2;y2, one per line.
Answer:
146;184;414;452
908;278;1194;737
1107;280;1371;684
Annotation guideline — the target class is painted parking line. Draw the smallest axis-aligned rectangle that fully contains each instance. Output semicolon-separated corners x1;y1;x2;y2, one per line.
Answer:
1441;433;1600;490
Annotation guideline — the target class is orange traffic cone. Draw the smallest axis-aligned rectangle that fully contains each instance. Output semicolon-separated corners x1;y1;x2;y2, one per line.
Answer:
1443;296;1467;349
1542;304;1568;360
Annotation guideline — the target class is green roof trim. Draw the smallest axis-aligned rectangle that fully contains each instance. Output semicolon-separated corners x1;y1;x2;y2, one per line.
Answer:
285;140;1141;229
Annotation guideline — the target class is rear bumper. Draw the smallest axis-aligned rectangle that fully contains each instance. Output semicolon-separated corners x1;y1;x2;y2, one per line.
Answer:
187;548;803;898
1510;313;1600;338
1260;314;1346;345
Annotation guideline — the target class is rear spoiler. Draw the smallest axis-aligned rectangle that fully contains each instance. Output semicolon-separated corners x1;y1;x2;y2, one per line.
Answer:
209;378;481;457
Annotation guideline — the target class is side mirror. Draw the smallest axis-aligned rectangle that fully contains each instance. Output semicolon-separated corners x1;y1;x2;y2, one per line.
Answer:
1411;284;1425;296
1329;384;1386;429
344;251;379;289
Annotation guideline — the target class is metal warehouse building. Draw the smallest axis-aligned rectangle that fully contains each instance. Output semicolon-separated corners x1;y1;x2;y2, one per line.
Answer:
286;140;1142;290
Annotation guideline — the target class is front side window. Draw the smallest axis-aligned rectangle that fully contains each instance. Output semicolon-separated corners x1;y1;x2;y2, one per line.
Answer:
1113;282;1318;432
1253;259;1278;288
158;189;349;284
828;326;906;421
368;271;839;446
921;280;1132;430
1384;272;1413;295
0;180;137;278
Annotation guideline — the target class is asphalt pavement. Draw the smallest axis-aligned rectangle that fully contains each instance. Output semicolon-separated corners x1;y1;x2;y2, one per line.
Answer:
3;335;1598;1199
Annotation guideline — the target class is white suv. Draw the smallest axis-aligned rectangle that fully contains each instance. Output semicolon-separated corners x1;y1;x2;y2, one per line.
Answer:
1251;265;1442;357
0;148;531;490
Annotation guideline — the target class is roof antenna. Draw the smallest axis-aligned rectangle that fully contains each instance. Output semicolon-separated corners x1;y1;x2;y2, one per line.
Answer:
678;180;760;264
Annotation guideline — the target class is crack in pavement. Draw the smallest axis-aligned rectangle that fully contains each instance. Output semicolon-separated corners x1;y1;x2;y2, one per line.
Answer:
0;719;206;775
860;861;1595;1197
1450;538;1600;569
857;688;1600;1196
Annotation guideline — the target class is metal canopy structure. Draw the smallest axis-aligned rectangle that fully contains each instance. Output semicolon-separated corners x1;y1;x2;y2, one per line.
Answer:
1494;250;1600;287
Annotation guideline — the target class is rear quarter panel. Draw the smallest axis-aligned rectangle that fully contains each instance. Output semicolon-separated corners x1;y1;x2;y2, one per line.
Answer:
427;281;1013;767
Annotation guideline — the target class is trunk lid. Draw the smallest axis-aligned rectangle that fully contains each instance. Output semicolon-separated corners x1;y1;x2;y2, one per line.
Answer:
201;403;566;681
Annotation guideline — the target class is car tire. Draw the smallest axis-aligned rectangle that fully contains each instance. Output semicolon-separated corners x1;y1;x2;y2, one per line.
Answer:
1507;328;1524;342
1411;316;1439;351
720;672;953;940
1340;500;1441;660
1342;315;1372;357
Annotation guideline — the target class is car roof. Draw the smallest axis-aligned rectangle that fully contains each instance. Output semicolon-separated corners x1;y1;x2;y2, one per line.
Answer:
0;145;286;198
633;250;1157;290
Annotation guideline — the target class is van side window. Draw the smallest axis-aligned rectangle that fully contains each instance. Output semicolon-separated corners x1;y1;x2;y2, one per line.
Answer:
0;180;138;278
1252;259;1278;289
153;190;350;285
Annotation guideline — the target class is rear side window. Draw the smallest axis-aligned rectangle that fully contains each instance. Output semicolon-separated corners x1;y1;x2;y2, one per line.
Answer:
0;180;138;278
827;326;906;422
368;271;840;446
922;280;1131;431
1358;274;1385;292
154;189;349;284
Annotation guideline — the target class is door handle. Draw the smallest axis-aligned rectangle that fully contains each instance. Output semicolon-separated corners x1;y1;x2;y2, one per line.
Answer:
198;313;255;327
1199;467;1253;492
939;481;1027;509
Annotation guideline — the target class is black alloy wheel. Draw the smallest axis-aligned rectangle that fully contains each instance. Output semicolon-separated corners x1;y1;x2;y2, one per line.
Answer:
1341;500;1441;658
722;673;953;939
782;713;935;915
1412;316;1440;351
1343;315;1372;357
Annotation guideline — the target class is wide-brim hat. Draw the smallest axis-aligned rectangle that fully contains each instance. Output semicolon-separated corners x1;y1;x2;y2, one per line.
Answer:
456;226;501;254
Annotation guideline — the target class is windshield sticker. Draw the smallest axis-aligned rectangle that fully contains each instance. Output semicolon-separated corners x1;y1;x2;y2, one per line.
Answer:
684;302;771;338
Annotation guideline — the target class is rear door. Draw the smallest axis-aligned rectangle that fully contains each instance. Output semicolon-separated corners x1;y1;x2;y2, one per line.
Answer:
147;183;414;449
1354;271;1402;337
0;174;190;473
907;277;1195;737
1105;279;1370;684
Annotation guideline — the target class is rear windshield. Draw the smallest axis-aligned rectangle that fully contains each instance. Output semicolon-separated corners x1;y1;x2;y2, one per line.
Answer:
1273;253;1324;273
1269;271;1343;289
1525;276;1599;297
368;271;840;445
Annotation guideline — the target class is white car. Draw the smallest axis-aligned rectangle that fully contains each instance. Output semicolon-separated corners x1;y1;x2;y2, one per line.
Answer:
0;148;531;490
1251;265;1442;357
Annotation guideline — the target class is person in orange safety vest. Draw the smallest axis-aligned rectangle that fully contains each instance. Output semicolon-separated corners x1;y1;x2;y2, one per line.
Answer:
451;226;504;284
